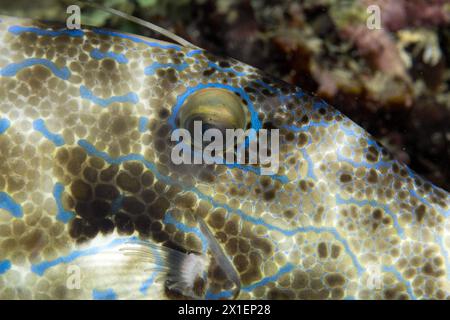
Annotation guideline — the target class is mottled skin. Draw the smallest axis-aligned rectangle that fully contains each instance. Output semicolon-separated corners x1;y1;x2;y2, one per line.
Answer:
0;16;449;300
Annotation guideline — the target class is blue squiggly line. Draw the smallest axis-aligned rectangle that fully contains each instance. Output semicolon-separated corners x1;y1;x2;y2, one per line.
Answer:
0;58;71;80
164;212;208;253
225;163;289;183
409;189;449;218
8;25;84;37
186;49;203;57
90;49;128;64
77;140;363;274
33;119;65;146
138;117;149;133
337;153;392;170
0;118;10;134
144;62;189;75
92;288;117;300
206;62;246;76
205;263;294;299
382;265;416;300
139;272;158;295
93;29;181;51
0;192;23;218
282;120;332;133
300;149;317;180
0;260;12;275
335;194;404;237
53;183;75;224
80;86;139;107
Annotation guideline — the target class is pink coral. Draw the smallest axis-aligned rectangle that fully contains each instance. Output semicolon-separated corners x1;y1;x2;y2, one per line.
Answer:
362;0;450;31
339;25;407;79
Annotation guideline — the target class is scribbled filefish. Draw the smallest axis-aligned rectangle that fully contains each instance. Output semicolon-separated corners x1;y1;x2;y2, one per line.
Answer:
0;11;448;300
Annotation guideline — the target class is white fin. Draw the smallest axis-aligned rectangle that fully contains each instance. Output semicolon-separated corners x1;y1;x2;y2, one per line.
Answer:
120;240;209;299
54;235;209;299
78;0;199;48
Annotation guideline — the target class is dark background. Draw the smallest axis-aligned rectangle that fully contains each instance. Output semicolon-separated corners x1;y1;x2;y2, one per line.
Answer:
1;0;449;191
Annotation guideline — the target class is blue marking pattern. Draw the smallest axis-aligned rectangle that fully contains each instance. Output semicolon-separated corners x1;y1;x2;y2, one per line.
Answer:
0;192;23;218
80;86;139;107
144;62;189;75
206;263;294;299
382;265;416;299
164;212;209;253
206;61;246;76
335;194;404;237
8;25;84;37
186;49;203;57
92;29;181;51
0;260;12;275
53;183;75;223
90;49;129;64
410;189;449;218
0;118;10;134
138;117;149;133
300;149;317;180
77;139;364;275
33;119;65;146
0;58;71;80
92;288;117;300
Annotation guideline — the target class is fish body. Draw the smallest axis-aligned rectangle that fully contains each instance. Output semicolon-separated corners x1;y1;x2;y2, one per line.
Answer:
0;15;449;300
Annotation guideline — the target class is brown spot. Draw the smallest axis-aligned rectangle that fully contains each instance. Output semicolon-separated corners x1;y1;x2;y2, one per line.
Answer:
268;288;295;299
263;189;276;201
324;273;345;288
116;172;140;193
233;254;249;272
284;209;296;219
318;242;328;258
95;184;119;200
71;180;92;201
240;252;263;285
224;221;238;235
415;204;426;223
292;270;309;289
251;237;273;255
101;59;116;71
83;167;98;183
124;162;144;176
367;169;378;184
148;197;170;219
141;171;154;186
111;117;128;135
372;209;383;220
175;192;197;209
285;132;295;142
208;209;226;229
122;197;145;215
340;174;352;183
100;164;119;182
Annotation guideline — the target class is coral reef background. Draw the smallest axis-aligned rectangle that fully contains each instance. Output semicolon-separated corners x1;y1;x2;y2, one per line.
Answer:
0;0;449;191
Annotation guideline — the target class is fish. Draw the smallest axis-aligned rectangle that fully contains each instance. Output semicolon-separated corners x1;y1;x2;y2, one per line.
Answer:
0;11;449;300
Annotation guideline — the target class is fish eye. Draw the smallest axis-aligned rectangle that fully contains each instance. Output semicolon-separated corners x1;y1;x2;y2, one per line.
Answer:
177;88;248;147
178;88;247;134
